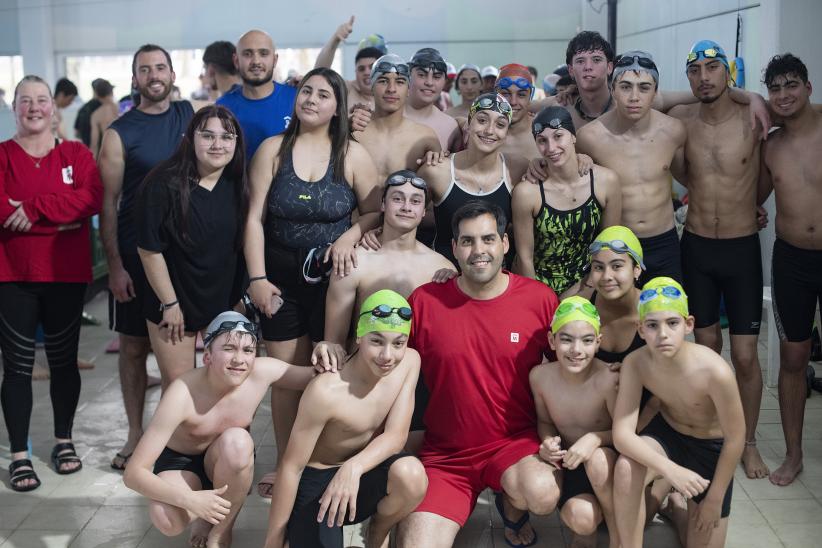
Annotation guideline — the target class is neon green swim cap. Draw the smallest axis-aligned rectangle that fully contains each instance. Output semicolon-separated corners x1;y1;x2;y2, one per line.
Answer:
551;296;601;335
589;225;645;270
356;290;412;338
638;277;689;320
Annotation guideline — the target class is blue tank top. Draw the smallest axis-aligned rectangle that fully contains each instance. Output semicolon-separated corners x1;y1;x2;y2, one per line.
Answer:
109;101;194;255
265;151;357;249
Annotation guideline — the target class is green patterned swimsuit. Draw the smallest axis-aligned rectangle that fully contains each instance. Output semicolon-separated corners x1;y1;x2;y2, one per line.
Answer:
533;171;603;294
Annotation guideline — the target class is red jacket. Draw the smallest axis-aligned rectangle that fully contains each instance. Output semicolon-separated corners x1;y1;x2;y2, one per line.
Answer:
0;139;103;282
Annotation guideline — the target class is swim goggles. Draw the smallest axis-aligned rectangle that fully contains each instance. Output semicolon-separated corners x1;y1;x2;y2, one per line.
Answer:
589;239;645;269
386;173;428;190
359;304;413;322
469;94;513;121
555;299;599;320
372;59;410;79
496;76;534;90
532;117;569;136
615;55;658;71
686;48;726;64
203;320;258;346
638;285;683;305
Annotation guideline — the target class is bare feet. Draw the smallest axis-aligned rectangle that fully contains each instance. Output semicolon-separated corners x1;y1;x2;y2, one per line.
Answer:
742;442;770;479
206;529;232;548
189;519;212;548
257;470;277;498
146;374;161;389
770;455;803;486
78;358;95;370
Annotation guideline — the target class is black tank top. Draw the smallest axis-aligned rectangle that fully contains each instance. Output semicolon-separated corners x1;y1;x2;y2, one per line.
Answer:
110;101;194;255
265;151;357;249
433;154;512;266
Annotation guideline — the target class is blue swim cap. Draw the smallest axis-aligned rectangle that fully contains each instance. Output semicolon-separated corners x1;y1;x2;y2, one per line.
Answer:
686;40;729;71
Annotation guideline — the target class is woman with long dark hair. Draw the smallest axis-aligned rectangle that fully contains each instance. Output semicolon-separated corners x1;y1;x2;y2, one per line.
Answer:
245;67;380;496
0;75;102;491
136;105;249;388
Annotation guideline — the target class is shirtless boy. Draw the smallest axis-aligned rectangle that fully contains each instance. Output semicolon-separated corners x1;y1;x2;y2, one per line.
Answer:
576;51;687;283
321;171;454;355
758;53;822;486
495;63;540;161
530;296;620;548
612;277;746;548
353;55;441;182
668;39;768;479
123;311;314;548
264;290;426;548
404;48;461;151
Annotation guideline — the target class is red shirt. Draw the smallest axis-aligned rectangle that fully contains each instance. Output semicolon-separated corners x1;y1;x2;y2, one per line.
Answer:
408;273;558;452
0;139;103;282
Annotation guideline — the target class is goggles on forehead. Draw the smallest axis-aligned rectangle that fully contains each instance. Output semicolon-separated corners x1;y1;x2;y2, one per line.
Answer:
639;285;684;305
555;299;599;320
496;76;534;90
372;60;410;79
359;304;413;322
532;117;569;136
386;173;427;190
588;239;644;268
686;48;726;64
203;320;258;347
469;94;513;121
615;55;658;71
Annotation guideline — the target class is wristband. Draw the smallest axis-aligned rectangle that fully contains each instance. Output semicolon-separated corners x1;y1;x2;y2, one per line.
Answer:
159;300;179;312
249;275;267;283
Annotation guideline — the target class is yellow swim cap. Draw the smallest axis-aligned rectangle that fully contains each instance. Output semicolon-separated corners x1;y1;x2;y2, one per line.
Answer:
589;225;645;270
638;277;689;320
356;290;412;338
551;296;601;335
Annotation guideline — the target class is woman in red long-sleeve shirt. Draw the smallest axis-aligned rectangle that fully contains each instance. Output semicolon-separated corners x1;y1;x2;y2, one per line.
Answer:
0;75;103;492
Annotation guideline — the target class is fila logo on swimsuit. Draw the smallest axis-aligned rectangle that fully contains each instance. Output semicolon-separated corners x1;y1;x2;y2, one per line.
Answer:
298;194;312;200
510;332;520;343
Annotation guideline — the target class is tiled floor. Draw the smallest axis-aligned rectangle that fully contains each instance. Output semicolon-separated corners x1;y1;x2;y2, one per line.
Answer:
1;292;821;547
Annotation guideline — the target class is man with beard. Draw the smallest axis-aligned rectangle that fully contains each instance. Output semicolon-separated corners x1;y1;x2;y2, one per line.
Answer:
217;29;298;158
757;53;822;486
404;48;461;152
668;40;769;480
98;44;194;472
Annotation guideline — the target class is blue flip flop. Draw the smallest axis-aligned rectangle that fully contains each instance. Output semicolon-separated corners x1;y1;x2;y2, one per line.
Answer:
494;491;537;548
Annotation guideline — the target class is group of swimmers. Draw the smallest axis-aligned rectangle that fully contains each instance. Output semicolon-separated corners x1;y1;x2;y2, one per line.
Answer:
3;14;821;548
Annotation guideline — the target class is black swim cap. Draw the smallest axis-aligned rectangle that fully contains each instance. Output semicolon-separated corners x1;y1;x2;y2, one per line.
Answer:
532;106;576;137
409;48;447;73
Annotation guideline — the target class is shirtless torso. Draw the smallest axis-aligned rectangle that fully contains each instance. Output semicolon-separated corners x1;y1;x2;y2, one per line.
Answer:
354;117;439;182
577;110;686;238
90;100;119;158
669;100;759;238
405;103;461;152
500;114;540;162
761;113;822;249
347;81;375;112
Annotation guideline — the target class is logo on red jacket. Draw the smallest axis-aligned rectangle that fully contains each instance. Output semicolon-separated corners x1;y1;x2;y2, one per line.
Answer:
62;166;74;185
510;332;519;343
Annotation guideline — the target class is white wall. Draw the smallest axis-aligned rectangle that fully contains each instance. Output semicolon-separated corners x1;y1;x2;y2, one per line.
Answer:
778;0;822;102
0;0;20;55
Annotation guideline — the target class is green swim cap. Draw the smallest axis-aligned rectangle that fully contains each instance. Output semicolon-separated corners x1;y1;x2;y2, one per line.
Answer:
356;290;412;338
589;225;645;269
638;277;689;320
551;296;601;335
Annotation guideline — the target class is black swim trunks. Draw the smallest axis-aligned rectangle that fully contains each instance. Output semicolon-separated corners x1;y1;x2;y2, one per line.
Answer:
559;464;595;508
638;227;683;286
680;231;763;335
287;453;412;548
640;414;732;518
153;446;213;490
772;238;822;343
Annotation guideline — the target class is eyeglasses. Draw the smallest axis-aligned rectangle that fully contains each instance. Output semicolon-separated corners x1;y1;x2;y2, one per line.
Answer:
554;300;599;320
359;304;413;322
615;55;658;71
496;77;534;90
686;48;726;64
196;130;237;145
372;60;410;79
469;95;513;120
203;320;258;346
639;285;683;305
532;117;567;136
386;173;427;190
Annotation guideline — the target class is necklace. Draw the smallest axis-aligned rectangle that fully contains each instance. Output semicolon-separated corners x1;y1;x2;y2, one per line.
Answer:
574;95;612;122
14;138;53;168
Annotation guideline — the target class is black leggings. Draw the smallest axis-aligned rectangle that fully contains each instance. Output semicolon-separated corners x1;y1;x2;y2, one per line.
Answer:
0;282;86;453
